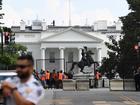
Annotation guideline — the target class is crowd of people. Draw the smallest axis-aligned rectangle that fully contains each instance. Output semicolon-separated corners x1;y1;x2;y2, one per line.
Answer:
33;69;70;89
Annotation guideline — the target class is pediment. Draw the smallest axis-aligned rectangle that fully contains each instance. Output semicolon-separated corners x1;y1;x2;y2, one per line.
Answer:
41;27;103;43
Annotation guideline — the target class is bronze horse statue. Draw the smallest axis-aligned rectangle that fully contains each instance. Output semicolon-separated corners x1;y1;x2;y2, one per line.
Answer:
69;47;96;74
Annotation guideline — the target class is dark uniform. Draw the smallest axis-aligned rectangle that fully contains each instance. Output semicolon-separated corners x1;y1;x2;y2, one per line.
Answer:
134;73;140;91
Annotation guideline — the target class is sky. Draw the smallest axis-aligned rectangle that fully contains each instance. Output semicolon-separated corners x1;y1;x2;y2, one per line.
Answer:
2;0;129;27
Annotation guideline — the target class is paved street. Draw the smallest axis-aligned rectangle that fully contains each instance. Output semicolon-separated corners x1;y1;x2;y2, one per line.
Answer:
39;89;140;105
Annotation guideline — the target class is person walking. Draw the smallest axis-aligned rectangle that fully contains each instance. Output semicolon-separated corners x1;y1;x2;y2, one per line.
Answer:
1;54;44;105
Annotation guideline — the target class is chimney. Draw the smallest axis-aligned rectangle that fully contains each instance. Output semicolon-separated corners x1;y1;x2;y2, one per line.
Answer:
20;20;26;31
42;20;47;31
94;20;107;31
94;22;98;31
52;20;55;27
116;20;122;31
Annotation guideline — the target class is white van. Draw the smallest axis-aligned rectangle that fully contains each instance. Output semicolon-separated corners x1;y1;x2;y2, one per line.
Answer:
0;71;17;83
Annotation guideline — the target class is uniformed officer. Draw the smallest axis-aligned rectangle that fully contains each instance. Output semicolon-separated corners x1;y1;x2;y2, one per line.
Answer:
134;67;140;91
1;54;44;105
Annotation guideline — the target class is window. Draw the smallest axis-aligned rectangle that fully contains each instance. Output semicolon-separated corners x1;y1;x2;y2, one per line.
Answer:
24;34;35;38
49;52;55;63
68;52;73;62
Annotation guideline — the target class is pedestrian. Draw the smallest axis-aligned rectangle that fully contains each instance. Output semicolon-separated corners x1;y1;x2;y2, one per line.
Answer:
45;70;50;88
58;70;63;89
1;54;44;105
134;67;140;91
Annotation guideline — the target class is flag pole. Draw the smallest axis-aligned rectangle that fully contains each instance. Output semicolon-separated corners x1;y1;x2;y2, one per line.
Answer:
68;0;71;26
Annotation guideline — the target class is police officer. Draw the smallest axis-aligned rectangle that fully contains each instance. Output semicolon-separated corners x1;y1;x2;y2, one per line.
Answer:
1;54;44;105
134;67;140;91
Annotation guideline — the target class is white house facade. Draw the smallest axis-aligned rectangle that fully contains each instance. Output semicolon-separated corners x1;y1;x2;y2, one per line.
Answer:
11;20;122;73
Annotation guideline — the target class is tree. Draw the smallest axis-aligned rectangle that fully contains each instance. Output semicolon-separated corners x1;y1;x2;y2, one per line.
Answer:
0;43;27;69
101;0;140;78
0;0;27;69
100;37;120;78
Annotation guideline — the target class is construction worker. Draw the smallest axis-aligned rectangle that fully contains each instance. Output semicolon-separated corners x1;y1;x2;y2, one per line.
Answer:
50;70;57;88
58;70;63;89
45;70;50;88
55;71;59;89
41;73;46;88
64;72;68;79
94;70;101;88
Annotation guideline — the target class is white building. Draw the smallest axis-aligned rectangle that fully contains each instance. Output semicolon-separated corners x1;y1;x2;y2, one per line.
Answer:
11;20;122;73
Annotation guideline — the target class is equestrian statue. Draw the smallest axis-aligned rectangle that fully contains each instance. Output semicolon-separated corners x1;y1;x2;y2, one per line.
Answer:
69;46;96;74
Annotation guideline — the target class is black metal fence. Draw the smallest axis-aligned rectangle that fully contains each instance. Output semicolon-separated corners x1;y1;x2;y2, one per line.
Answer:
36;59;65;72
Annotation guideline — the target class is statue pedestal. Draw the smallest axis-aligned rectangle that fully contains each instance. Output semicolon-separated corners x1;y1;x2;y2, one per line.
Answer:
73;66;95;90
73;72;94;90
73;65;95;80
73;72;94;80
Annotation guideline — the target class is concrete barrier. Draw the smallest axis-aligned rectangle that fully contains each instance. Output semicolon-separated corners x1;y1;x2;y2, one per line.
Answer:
76;79;89;91
63;79;76;91
110;79;136;91
97;79;103;88
102;78;110;88
124;79;135;91
110;79;123;91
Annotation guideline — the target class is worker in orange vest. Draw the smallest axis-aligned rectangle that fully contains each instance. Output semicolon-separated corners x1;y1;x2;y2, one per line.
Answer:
95;70;101;88
45;70;50;88
41;73;46;88
64;72;68;79
50;69;57;89
58;70;63;89
96;71;101;80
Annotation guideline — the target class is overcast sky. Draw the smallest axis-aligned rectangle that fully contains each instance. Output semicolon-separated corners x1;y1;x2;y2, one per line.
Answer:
2;0;129;26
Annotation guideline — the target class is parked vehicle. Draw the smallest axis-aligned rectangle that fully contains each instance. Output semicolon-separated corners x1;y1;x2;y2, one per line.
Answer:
0;71;17;105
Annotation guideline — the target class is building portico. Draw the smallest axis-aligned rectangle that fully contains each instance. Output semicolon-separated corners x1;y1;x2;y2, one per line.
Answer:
38;27;104;72
40;46;102;72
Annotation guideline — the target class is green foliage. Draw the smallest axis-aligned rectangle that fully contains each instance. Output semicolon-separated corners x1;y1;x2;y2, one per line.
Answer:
0;44;27;67
101;0;140;78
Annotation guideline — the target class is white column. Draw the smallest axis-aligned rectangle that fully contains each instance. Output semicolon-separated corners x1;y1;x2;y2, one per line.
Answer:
60;48;65;72
78;48;82;61
41;48;46;70
97;48;102;65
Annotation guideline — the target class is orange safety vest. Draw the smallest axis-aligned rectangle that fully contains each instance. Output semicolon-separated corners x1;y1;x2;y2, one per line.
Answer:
96;72;100;80
41;75;45;81
46;72;50;80
64;75;68;79
58;73;63;80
